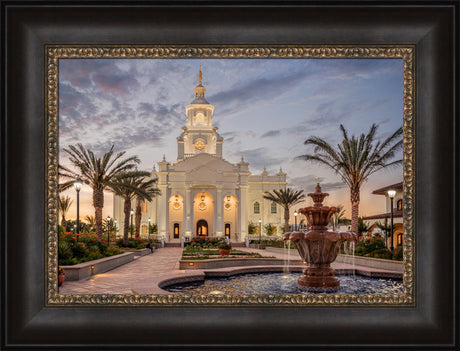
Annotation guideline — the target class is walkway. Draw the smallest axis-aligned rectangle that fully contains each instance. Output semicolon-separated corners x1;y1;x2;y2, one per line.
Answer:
59;246;401;295
59;247;183;294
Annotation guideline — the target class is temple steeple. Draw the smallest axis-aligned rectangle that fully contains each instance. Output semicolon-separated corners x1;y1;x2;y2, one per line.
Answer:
178;68;223;160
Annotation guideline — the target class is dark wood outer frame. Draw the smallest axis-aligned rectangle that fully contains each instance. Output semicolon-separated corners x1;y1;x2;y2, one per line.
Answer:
2;1;456;349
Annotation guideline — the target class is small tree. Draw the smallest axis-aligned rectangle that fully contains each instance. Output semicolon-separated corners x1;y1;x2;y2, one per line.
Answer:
264;223;276;236
248;221;257;234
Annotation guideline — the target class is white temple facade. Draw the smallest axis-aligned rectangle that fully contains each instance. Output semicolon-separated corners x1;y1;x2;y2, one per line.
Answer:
113;69;287;242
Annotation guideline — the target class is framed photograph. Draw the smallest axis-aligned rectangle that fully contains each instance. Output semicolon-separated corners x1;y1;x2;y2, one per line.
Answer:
2;1;456;349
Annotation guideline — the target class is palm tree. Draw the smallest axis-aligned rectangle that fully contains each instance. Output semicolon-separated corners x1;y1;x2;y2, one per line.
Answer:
84;215;96;229
330;205;346;232
134;178;161;237
58;195;73;230
59;143;142;239
297;123;402;235
263;188;306;232
110;173;159;246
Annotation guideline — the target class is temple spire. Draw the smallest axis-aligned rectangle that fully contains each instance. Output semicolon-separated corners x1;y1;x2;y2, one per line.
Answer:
194;67;206;99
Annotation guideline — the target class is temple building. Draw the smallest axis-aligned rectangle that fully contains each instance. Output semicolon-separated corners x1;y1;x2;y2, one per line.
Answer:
113;69;287;242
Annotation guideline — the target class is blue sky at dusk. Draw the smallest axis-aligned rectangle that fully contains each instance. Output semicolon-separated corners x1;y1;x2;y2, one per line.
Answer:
59;58;403;221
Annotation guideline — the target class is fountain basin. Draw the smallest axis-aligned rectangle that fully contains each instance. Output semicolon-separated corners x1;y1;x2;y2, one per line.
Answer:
162;272;403;295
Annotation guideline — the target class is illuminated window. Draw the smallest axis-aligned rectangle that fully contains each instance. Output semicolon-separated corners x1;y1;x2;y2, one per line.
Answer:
225;223;230;237
271;202;277;214
142;200;148;213
397;233;403;245
254;202;260;214
397;199;403;211
141;225;148;234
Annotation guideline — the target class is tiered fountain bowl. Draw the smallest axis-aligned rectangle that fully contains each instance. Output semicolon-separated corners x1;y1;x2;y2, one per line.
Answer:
284;184;357;292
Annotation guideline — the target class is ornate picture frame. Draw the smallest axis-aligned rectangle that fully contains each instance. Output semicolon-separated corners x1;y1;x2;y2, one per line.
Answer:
46;45;415;306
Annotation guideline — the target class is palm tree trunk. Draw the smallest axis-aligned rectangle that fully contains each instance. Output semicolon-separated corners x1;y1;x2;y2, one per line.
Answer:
284;207;290;232
350;187;360;235
123;197;131;246
135;197;142;238
93;189;104;239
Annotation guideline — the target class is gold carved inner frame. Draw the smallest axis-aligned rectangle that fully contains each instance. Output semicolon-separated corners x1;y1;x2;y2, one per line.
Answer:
46;45;415;306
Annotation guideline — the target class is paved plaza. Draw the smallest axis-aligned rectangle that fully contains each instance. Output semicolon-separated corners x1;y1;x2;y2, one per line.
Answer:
59;247;401;295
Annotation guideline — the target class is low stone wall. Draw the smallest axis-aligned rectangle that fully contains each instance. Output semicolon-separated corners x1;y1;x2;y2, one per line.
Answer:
122;248;151;257
61;252;135;281
180;258;304;270
336;254;403;273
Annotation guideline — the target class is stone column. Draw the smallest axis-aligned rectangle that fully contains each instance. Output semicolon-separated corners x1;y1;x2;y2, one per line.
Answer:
239;185;249;242
184;186;192;238
157;184;169;242
215;186;223;237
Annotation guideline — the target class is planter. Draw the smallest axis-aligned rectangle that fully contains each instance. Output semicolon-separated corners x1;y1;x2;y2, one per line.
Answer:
219;249;231;256
58;273;66;286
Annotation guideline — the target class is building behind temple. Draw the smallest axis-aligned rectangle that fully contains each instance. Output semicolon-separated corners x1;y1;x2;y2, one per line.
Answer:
113;69;287;243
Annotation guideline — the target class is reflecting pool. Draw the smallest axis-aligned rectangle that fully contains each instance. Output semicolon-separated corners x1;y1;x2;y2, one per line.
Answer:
163;272;403;294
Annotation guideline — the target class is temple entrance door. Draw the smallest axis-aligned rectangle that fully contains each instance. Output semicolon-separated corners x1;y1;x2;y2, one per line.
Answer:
197;220;208;236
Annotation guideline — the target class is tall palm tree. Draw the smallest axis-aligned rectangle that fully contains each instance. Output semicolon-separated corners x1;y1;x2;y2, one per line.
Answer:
110;172;159;246
263;188;306;232
59;143;142;239
134;178;161;238
297;123;402;234
58;195;73;230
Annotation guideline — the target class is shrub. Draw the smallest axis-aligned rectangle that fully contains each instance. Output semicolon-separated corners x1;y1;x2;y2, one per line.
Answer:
58;241;73;259
365;248;392;260
392;245;403;261
355;235;386;256
218;242;231;250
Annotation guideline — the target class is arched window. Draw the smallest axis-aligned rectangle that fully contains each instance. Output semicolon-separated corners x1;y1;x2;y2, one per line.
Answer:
174;223;180;239
397;199;403;211
254;201;260;214
271;202;277;214
225;223;230;237
397;233;403;246
141;225;148;235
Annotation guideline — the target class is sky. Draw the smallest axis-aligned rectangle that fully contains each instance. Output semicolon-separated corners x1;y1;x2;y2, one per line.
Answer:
59;58;403;223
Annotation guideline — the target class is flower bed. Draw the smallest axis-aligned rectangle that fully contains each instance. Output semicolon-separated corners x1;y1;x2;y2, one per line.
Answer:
58;232;124;266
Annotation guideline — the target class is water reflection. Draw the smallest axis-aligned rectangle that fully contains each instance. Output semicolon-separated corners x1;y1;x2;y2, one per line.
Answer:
164;273;403;295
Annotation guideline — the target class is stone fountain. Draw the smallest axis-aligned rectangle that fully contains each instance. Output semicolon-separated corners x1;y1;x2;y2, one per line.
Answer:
284;184;357;292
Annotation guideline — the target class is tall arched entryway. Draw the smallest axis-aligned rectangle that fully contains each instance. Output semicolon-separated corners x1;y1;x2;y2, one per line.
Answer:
193;191;214;236
196;220;208;236
168;194;184;241
223;195;238;240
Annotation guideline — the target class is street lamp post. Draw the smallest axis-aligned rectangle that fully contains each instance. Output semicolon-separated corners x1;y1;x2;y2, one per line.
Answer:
107;216;111;245
130;209;134;238
73;177;82;234
294;210;298;231
387;190;396;251
258;218;262;249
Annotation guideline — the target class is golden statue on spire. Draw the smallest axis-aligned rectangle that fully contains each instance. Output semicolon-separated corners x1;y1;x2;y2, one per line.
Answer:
199;66;202;85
